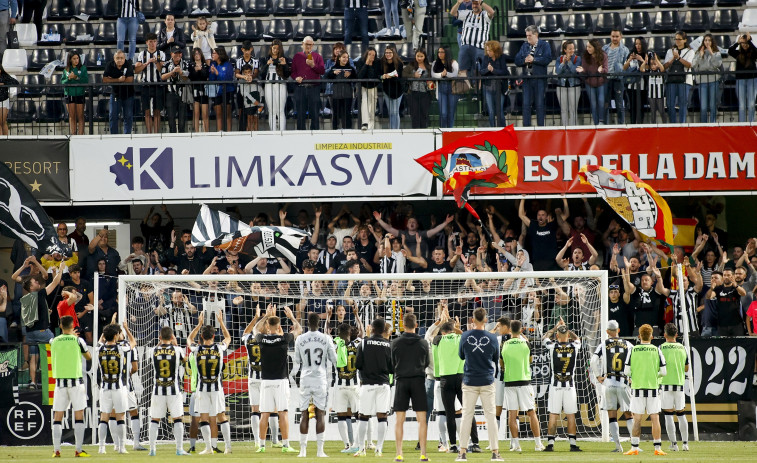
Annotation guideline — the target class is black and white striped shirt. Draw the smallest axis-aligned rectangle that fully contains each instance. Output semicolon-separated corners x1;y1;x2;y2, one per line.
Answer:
592;337;634;386
152;344;185;395
235;56;259;72
318;249;343;272
190;343;227;392
98;343;131;390
568;261;589;271
346;0;366;8
241;333;263;381
136;50;166;83
459;9;491;49
670;287;699;334
648;73;664;99
119;0;138;18
165;59;188;94
122;347;136;392
544;338;581;387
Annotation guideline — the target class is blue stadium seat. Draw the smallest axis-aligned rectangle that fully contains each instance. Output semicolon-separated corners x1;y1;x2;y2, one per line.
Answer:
265;19;294;40
651;11;679;32
681;10;709;32
514;0;539;11
294;19;322;40
244;0;271;15
189;0;219;15
238;20;264;40
94;22;117;44
79;0;104;18
29;49;59;71
8;100;38;123
507;15;535;38
543;0;571;10
48;0;78;20
623;12;649;33
66;23;95;44
710;9;739;31
39;100;68;123
273;0;301;15
218;0;245;15
537;14;566;36
213;20;237;41
19;75;45;98
565;13;592;35
163;0;190;17
594;13;623;34
322;18;345;40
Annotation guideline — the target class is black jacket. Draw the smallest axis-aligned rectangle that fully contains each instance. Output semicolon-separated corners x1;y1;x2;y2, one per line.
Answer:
357;58;382;89
157;26;187;54
356;335;393;385
391;332;429;380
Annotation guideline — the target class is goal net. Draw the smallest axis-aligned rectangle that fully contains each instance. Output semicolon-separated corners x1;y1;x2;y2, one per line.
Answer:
107;271;608;444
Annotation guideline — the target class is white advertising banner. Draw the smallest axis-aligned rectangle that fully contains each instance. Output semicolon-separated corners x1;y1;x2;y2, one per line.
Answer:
69;132;434;203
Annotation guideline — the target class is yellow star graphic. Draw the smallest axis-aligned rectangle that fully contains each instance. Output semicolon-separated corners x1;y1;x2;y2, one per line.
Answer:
29;180;42;192
126;162;133;169
118;155;129;166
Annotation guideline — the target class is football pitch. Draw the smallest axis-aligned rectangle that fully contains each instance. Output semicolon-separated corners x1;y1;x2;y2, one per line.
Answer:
3;441;757;462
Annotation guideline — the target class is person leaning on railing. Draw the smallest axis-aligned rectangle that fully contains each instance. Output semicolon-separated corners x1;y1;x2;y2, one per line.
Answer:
0;62;19;136
102;50;135;135
692;34;723;124
728;32;757;123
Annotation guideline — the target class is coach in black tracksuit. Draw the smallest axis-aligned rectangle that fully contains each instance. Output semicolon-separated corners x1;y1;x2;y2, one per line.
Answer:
354;318;393;453
391;313;430;459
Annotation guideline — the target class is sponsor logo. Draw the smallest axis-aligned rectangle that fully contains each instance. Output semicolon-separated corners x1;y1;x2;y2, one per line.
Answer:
110;148;174;190
5;401;44;440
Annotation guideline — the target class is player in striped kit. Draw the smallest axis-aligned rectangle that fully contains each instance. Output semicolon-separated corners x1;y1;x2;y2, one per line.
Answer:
591;320;635;453
542;319;582;452
97;322;136;455
659;323;690;452
294;312;338;457
188;311;232;454
241;306;264;449
148;326;189;456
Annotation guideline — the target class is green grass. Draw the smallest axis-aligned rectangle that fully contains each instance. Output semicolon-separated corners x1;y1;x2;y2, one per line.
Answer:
3;441;757;462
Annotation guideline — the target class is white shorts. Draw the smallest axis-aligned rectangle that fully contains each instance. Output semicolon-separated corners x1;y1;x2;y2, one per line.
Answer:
547;386;578;415
300;381;328;411
603;385;631;412
333;385;359;413
359;384;391;416
99;389;127;414
433;381;462;413
630;391;661;415
504;385;535;412
495;380;505;408
195;390;226;416
189;392;199;417
248;379;261;407
53;384;87;412
150;394;184;419
260;379;290;413
126;390;137;411
660;389;685;411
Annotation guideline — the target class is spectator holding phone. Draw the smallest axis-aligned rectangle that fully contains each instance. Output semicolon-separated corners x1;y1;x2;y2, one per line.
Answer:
692;34;722;124
623;37;648;124
728;32;757;123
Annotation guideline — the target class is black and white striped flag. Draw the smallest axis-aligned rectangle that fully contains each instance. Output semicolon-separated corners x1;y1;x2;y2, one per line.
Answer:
191;204;309;265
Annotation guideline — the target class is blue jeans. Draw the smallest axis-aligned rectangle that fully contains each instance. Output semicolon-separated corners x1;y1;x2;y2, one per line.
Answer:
109;96;134;134
666;83;690;123
736;77;757;123
344;7;369;48
605;79;625;124
587;84;605;124
117;17;139;60
522;77;546;126
699;81;719;123
437;82;459;128
425;378;434;423
457;44;485;77
26;328;54;355
484;85;505;127
383;94;402;129
382;0;400;29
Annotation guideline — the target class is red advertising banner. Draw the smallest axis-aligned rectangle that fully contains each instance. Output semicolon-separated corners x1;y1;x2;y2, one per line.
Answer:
440;126;757;195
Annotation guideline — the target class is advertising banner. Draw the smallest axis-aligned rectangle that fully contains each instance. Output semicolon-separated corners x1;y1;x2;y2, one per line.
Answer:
69;132;434;203
0;139;70;202
440;126;757;196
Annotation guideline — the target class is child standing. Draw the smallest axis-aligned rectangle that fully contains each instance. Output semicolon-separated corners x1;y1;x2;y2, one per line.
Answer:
238;64;263;131
190;16;217;64
643;53;666;124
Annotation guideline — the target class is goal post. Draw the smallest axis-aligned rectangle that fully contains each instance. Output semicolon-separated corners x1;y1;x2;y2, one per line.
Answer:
113;270;608;443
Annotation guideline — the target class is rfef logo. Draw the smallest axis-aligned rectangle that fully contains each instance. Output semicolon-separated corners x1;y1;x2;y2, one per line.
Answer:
110;147;174;190
6;401;44;439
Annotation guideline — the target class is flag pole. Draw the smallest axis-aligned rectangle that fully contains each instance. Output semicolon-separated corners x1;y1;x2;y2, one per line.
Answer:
676;264;699;441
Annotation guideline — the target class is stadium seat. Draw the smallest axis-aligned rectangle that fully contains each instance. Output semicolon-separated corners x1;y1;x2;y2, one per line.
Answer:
571;0;600;8
257;44;270;58
237;19;264;40
94;99;110;122
543;0;572;10
19;75;45;98
514;0;539;11
29;49;58;71
46;74;65;97
8;101;38;123
39;100;68;123
48;0;77;20
502;40;521;62
85;48;112;70
189;0;218;15
711;9;740;31
163;0;190;17
344;43;365;61
273;0;301;15
396;42;415;62
659;0;684;7
651;11;679;32
265;19;294;40
94;22;118;44
244;0;271;14
717;0;745;5
566;13;592;35
647;36;673;57
601;0;630;8
218;0;245;14
593;13;622;34
213;20;237;41
136;22;149;42
302;0;328;13
322;18;345;40
1;49;28;73
687;0;714;6
40;23;66;45
332;0;345;11
537;14;566;36
712;34;733;52
507;15;535;38
286;43;320;57
682;10;710;32
141;0;164;17
104;0;119;18
739;9;757;29
79;0;104;18
66;23;95;44
630;0;659;7
623;12;649;33
90;73;105;95
14;23;37;47
294;19;323;40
